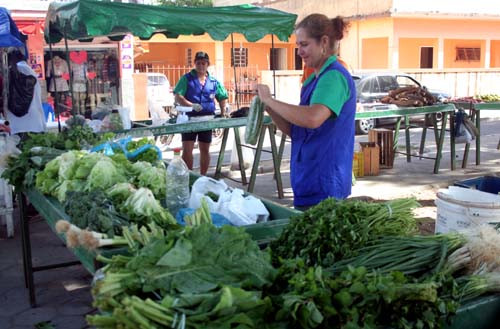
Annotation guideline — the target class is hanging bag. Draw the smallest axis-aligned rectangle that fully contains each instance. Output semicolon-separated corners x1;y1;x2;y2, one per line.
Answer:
8;63;37;117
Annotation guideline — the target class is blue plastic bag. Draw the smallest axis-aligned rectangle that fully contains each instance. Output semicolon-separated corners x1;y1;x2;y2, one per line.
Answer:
175;208;233;228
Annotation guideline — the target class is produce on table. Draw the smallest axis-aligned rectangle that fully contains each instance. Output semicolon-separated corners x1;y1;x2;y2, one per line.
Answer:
63;189;130;237
184;198;212;226
87;224;276;328
381;86;437;107
476;93;500;102
270;197;419;266
1;121;114;191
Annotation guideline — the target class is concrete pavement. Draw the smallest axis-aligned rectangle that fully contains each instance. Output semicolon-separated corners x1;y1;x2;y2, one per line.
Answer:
0;117;499;328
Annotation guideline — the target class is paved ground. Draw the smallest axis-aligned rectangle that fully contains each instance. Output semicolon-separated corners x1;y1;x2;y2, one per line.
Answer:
0;116;499;329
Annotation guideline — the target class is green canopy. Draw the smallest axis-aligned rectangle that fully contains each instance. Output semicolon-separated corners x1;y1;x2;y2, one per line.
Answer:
44;0;297;44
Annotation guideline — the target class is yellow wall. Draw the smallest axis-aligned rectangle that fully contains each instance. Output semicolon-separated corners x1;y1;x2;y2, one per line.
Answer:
444;39;484;69
343;17;393;70
136;42;215;66
399;38;438;69
362;38;389;69
491;40;500;68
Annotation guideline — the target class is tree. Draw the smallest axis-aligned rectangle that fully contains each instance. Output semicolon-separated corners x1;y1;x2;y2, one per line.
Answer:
158;0;213;7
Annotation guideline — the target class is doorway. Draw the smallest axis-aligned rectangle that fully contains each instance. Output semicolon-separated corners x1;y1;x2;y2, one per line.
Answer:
420;47;433;69
270;48;287;70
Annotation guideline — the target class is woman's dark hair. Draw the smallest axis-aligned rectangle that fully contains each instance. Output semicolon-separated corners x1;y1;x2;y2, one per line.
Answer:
296;14;349;51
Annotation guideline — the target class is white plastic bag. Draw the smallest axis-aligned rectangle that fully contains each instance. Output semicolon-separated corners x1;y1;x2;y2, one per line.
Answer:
218;188;270;226
188;176;228;213
0;134;21;171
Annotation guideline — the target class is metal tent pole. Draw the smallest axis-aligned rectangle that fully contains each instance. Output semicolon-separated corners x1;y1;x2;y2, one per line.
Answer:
271;34;276;97
63;29;75;116
230;33;240;110
48;42;62;133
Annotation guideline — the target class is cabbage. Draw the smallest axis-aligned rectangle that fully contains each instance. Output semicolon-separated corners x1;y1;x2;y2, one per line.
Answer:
106;182;137;207
43;156;61;178
130;161;166;199
54;179;85;202
57;151;82;181
85;158;126;192
121;187;175;228
73;152;104;179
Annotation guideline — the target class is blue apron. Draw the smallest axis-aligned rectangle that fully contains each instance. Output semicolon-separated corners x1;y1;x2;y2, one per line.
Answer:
290;60;356;207
184;73;218;117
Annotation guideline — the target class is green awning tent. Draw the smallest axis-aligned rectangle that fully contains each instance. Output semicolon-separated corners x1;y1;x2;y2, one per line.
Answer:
44;0;297;43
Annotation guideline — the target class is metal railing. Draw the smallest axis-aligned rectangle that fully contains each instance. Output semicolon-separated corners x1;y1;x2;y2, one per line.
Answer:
134;62;260;109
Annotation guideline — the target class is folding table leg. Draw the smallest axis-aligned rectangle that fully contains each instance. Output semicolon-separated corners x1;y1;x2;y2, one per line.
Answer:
233;127;247;185
214;128;230;179
434;112;448;174
268;125;283;198
19;193;36;307
248;126;267;193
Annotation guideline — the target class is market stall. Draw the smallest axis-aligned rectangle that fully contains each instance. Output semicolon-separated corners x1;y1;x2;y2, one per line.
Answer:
44;0;297;120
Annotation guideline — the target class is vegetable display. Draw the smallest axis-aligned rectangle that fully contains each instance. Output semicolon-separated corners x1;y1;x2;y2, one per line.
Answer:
270;198;419;266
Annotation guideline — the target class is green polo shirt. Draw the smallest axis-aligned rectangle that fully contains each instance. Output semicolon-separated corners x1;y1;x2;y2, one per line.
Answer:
174;69;228;101
303;56;350;116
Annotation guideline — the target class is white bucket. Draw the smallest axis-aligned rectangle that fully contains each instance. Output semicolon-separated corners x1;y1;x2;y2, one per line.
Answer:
435;186;500;233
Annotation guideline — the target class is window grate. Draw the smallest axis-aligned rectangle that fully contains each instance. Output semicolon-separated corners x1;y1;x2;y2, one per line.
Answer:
231;48;248;67
186;48;192;67
455;47;480;61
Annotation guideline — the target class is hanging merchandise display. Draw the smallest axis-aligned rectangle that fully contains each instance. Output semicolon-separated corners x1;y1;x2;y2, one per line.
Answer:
69;50;88;115
44;48;119;116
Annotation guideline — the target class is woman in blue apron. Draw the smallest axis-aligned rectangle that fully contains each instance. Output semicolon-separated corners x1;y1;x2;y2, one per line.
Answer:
257;14;356;210
174;51;228;175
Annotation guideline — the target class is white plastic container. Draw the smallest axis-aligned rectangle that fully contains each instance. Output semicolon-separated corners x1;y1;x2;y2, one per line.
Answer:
435;186;500;233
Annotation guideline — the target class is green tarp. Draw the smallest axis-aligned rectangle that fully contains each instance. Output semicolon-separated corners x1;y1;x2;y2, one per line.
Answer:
44;0;297;43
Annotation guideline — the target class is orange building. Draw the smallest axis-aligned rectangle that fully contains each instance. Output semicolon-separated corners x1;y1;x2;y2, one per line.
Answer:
244;0;500;71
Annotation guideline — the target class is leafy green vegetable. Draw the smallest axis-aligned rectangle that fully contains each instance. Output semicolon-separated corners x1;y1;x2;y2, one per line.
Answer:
106;182;137;207
129;161;166;199
63;189;130;237
270;198;419;267
85;157;127;192
121;187;176;229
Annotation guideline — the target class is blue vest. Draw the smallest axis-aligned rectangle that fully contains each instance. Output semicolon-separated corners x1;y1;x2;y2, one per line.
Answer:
184;72;218;117
290;60;356;207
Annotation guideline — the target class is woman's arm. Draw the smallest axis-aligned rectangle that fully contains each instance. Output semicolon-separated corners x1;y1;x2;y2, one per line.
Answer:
257;84;331;130
175;93;195;107
265;107;291;137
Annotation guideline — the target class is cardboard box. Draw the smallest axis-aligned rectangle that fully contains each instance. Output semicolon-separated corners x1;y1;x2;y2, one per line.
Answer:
359;142;380;176
353;151;365;177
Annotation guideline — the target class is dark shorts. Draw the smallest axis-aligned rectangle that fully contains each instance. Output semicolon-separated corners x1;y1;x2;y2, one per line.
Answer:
181;130;212;143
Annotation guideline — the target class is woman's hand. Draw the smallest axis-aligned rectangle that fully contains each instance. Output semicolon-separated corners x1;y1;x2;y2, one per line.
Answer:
256;84;272;104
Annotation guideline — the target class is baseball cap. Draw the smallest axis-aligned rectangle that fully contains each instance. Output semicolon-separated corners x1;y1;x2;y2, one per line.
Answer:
194;51;209;61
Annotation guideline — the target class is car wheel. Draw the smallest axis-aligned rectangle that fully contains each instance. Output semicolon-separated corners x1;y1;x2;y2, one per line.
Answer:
356;119;375;135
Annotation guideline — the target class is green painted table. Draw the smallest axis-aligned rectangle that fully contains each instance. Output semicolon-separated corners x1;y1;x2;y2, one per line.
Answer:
356;104;457;173
277;104;457;174
114;116;284;198
20;186;298;307
452;102;500;167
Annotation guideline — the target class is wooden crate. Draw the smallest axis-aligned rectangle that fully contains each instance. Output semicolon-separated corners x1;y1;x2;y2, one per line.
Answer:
368;128;394;169
359;142;380;176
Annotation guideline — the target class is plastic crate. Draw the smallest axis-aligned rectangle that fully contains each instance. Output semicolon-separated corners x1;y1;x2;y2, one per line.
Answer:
454;176;500;195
